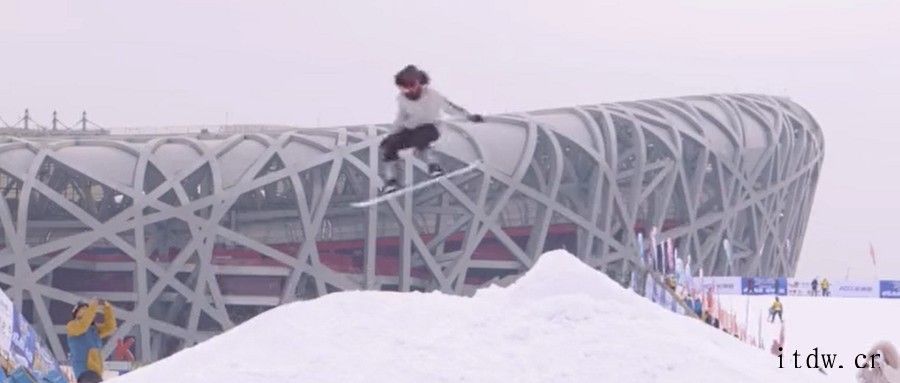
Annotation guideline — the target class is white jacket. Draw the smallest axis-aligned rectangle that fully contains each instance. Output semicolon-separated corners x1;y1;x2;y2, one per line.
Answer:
394;87;469;131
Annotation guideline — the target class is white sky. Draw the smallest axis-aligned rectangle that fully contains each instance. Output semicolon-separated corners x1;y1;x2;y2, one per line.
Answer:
2;0;898;279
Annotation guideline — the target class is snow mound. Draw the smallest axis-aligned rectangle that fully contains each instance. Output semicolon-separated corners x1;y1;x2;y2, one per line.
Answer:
485;250;633;303
110;250;834;383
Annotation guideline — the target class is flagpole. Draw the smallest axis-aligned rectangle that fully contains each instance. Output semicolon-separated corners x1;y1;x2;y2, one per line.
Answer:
870;243;879;281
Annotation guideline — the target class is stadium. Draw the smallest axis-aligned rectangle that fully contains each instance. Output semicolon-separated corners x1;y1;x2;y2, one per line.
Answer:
0;93;823;362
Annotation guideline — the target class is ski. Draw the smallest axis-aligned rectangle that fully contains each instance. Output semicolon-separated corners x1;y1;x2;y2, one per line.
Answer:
350;160;482;208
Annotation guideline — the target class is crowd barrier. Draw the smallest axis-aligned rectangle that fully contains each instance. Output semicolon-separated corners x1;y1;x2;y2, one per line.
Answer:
696;277;893;298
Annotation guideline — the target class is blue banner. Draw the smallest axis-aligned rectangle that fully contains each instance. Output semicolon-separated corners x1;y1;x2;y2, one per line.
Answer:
741;277;787;295
0;290;65;382
10;309;37;369
879;280;900;298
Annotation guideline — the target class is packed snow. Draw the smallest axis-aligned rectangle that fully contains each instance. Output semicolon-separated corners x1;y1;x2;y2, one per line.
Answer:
110;251;833;382
719;294;900;382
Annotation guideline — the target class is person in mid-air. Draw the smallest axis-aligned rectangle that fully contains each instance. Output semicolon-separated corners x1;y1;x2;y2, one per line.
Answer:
379;65;484;194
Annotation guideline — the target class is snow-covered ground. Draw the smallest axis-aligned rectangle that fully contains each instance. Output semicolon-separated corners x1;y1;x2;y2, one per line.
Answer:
110;251;832;383
719;294;900;382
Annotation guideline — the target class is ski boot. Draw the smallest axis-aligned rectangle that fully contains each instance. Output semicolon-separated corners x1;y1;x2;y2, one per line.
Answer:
427;163;444;178
379;179;401;195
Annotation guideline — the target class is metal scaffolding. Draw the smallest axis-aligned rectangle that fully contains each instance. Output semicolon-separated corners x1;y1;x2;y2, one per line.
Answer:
0;94;823;362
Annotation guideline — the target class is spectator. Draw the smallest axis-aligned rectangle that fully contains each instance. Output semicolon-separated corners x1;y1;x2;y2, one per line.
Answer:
768;297;783;323
811;278;819;296
820;278;831;297
113;335;136;362
691;293;703;318
77;370;103;383
67;299;117;380
665;275;676;290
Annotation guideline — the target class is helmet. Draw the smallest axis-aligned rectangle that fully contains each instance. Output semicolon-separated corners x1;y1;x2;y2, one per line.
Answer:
394;65;429;88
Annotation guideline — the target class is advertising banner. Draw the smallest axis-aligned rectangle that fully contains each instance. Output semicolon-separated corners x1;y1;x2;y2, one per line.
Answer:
786;278;810;296
31;344;61;379
10;309;37;368
880;280;900;298
0;290;13;354
831;280;879;298
740;277;787;295
0;288;66;382
695;277;742;295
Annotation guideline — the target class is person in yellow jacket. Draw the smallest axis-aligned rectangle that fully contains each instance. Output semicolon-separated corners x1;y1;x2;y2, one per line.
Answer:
768;297;783;323
67;299;117;380
820;278;831;297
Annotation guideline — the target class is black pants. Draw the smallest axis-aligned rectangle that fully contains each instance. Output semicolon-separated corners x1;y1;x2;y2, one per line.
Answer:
769;310;782;322
379;124;439;161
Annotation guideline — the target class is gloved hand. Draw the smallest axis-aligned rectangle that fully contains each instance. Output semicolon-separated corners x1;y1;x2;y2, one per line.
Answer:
467;114;484;123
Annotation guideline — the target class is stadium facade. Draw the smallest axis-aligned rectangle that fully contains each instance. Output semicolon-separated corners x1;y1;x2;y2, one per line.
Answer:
0;94;823;362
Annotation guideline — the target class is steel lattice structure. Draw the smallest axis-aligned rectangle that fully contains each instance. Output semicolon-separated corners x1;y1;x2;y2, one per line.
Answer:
0;94;823;362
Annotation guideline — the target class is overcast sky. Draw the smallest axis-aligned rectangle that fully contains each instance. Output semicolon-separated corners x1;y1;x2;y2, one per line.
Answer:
2;0;898;279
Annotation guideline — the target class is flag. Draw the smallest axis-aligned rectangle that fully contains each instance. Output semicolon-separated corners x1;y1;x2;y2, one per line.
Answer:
685;254;694;291
699;265;709;311
758;312;763;349
666;238;675;274
723;239;733;273
644;274;654;300
870;243;877;266
657;243;664;273
650;227;659;272
744;296;750;341
629;270;637;291
708;286;718;316
675;249;685;285
637;232;646;267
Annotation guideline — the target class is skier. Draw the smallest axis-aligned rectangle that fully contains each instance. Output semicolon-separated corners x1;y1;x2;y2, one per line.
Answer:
378;65;484;194
811;278;819;296
768;297;783;323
